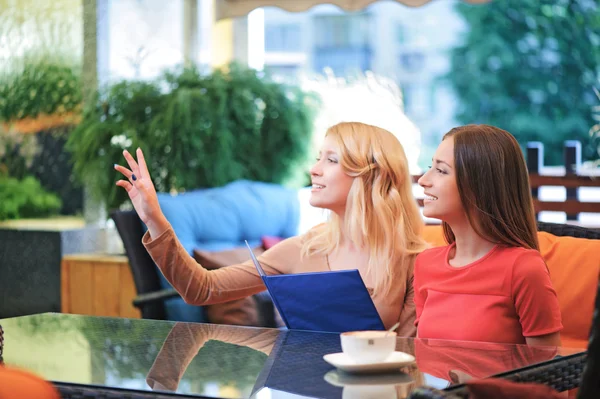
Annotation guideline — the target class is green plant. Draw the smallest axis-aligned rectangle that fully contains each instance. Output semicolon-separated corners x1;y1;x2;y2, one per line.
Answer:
590;87;600;160
0;61;82;121
67;63;319;210
0;175;62;220
449;0;600;164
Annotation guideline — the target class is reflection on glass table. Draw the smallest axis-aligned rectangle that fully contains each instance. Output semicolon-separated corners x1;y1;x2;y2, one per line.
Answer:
0;313;586;399
415;338;563;386
146;322;280;396
324;370;413;399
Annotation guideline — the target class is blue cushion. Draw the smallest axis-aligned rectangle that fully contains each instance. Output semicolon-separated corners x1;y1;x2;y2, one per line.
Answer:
158;180;300;253
151;180;300;322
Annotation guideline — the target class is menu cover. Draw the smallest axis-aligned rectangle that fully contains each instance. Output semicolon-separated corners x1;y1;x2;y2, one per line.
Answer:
245;241;384;333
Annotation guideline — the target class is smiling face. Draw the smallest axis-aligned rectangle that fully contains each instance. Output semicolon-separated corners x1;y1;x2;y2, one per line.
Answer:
309;135;355;215
417;137;464;223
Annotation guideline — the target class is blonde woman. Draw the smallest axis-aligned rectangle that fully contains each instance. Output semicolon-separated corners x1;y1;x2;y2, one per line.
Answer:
114;122;427;335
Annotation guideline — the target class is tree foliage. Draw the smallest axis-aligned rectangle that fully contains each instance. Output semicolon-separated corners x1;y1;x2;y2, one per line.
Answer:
449;0;600;164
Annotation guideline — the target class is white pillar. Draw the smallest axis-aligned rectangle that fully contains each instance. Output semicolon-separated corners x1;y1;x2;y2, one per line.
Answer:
183;0;199;66
82;0;109;226
247;8;265;71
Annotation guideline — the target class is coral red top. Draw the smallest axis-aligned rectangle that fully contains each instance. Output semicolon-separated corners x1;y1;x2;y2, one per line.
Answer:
414;244;562;344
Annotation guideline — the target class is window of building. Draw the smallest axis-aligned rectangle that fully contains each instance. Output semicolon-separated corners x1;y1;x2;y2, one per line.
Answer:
313;13;371;49
400;51;425;71
264;23;302;52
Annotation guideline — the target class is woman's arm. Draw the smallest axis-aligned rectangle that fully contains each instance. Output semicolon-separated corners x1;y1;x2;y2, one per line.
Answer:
512;251;563;346
143;229;298;305
526;332;561;347
146;322;279;391
116;148;293;306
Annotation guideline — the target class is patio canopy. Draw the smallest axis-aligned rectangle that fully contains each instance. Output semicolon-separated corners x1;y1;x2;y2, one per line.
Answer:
215;0;491;20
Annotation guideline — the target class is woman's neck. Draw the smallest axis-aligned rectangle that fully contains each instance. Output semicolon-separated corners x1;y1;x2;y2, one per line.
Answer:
333;213;362;253
447;218;496;267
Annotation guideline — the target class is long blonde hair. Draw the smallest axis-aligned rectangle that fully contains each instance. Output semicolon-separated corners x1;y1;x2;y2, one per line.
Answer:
302;122;426;295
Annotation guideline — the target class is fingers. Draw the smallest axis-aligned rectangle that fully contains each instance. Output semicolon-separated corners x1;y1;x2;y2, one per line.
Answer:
114;164;134;181
122;149;140;178
136;148;150;179
116;180;133;192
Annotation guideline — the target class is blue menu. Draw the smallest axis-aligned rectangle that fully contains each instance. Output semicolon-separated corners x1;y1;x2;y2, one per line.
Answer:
245;241;385;333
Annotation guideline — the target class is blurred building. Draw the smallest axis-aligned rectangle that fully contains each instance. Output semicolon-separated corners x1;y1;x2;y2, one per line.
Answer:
261;1;465;152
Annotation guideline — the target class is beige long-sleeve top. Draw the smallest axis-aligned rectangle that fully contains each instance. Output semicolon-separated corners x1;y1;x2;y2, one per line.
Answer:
143;225;417;337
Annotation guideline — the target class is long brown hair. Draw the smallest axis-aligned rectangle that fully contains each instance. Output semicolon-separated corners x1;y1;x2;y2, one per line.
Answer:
442;124;539;250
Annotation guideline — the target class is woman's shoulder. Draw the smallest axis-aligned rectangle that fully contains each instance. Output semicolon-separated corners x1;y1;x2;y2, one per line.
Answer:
501;246;547;275
494;246;542;263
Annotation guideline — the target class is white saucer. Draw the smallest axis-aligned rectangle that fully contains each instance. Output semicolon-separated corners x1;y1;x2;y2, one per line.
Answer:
323;351;416;374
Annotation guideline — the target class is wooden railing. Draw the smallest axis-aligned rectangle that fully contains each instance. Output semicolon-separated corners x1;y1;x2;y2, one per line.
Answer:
528;174;600;216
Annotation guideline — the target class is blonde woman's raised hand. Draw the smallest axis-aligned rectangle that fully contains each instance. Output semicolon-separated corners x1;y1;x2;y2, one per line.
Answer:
114;148;169;237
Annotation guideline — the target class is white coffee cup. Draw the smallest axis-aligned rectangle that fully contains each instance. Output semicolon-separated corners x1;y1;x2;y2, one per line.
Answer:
340;330;397;364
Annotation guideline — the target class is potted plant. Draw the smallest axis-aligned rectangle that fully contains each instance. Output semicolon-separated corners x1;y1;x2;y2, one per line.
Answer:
67;63;319;211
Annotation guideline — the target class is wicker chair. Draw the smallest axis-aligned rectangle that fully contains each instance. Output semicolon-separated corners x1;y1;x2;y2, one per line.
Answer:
536;221;600;239
577;275;600;399
410;352;588;398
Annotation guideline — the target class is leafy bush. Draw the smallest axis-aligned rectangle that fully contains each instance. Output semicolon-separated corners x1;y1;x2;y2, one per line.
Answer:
0;61;82;121
0;59;81;219
0;175;62;220
67;63;319;210
591;87;600;161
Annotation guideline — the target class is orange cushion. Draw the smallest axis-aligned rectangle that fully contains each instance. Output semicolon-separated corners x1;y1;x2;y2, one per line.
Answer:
538;231;600;348
422;224;446;247
0;366;60;399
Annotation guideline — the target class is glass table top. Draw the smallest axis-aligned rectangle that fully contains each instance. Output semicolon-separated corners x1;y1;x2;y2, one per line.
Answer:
0;313;585;399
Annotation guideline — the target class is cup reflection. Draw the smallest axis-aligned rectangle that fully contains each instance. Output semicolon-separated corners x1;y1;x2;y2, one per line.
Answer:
324;370;413;399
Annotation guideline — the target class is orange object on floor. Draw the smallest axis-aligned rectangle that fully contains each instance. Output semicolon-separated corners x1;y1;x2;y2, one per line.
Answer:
0;366;60;399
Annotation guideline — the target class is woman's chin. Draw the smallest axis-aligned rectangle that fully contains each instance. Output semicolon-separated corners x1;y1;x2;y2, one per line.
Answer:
309;198;331;211
309;198;322;208
421;205;439;219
